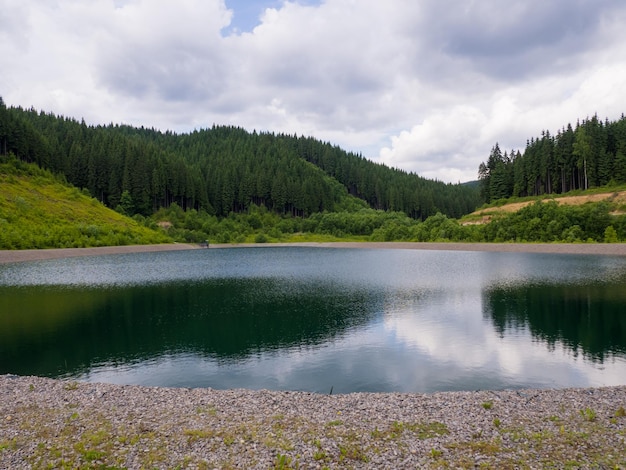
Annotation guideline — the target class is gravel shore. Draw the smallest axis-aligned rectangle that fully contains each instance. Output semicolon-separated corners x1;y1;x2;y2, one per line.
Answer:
2;241;626;265
0;243;200;264
1;376;625;469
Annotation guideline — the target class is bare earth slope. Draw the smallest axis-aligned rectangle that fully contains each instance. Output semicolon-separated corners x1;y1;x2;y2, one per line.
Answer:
465;190;626;225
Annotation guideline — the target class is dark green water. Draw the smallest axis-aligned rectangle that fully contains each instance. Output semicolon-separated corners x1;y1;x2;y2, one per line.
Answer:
1;247;625;393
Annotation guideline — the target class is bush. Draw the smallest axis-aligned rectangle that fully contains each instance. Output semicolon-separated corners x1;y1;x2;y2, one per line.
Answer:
604;225;619;243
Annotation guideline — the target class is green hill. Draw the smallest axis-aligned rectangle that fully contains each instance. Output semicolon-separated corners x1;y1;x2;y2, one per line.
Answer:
0;157;171;249
0;99;480;222
2;98;626;249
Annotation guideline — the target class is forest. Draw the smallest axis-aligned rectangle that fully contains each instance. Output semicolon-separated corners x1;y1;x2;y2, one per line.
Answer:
0;98;479;221
479;114;626;203
2;97;626;249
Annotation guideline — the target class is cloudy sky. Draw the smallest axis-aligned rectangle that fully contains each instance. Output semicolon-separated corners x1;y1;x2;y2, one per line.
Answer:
2;0;626;183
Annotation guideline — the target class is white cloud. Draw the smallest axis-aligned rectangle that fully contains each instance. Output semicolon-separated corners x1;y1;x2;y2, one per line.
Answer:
382;292;626;389
2;0;626;182
379;106;489;182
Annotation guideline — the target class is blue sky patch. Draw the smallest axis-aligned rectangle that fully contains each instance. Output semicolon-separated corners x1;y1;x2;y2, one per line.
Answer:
225;0;321;33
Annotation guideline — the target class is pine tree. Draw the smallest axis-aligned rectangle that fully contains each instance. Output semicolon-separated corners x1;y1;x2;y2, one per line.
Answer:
573;125;591;190
0;97;8;155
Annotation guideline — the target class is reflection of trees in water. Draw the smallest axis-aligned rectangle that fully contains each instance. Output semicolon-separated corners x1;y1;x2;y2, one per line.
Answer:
0;279;381;377
483;283;626;362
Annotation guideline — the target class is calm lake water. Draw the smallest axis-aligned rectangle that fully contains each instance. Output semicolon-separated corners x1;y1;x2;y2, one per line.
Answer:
1;246;625;394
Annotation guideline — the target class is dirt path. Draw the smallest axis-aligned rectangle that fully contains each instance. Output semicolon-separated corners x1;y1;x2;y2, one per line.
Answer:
471;190;626;217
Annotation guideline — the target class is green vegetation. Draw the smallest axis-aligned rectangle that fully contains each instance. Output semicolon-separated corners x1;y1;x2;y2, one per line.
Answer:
151;193;626;245
2;98;626;249
11;399;623;469
580;408;597;422
4;153;626;250
0;156;170;249
273;453;296;469
0;98;479;221
371;421;449;441
480;199;626;242
479;114;626;202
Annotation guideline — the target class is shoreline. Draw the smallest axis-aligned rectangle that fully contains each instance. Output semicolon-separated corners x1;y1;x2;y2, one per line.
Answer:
1;375;625;468
2;241;626;264
0;242;200;264
3;238;626;467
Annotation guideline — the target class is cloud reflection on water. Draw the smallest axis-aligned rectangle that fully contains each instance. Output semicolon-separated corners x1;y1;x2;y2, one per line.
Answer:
2;247;626;393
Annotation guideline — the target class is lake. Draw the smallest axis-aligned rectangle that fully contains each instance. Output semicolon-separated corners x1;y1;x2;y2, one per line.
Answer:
1;246;625;394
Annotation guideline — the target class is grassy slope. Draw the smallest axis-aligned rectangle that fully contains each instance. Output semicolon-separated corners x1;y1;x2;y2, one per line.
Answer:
461;187;626;225
0;162;171;249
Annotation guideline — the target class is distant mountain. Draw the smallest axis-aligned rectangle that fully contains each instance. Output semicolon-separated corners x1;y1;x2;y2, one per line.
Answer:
461;180;479;188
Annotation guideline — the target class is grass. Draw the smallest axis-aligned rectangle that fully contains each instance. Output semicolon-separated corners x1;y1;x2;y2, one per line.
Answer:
0;160;171;249
63;381;79;391
0;439;17;452
184;429;215;442
273;453;298;469
338;442;369;463
580;407;597;422
461;184;626;225
326;419;343;427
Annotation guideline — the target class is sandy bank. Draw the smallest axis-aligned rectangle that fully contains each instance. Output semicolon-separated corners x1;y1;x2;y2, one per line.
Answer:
2;241;626;264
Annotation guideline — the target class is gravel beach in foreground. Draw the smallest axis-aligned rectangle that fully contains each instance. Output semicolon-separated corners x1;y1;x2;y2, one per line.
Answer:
2;243;626;468
1;376;625;469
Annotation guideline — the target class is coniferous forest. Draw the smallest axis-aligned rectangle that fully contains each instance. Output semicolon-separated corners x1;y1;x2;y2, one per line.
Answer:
479;114;626;203
2;97;626;249
0;98;478;220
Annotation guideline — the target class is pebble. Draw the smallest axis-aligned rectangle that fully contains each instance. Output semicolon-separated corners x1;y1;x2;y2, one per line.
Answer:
1;375;625;468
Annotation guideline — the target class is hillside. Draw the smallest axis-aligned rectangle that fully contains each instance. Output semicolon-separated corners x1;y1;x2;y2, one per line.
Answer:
2;99;626;249
3;154;626;249
0;99;480;221
478;114;626;203
463;189;626;225
0;158;171;249
450;186;626;244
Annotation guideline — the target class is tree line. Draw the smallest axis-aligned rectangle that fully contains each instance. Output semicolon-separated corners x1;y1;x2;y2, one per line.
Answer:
0;98;480;221
479;114;626;203
2;142;625;249
159;197;626;245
